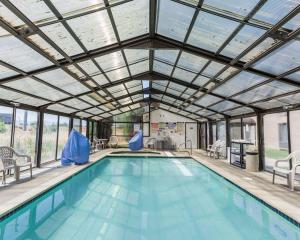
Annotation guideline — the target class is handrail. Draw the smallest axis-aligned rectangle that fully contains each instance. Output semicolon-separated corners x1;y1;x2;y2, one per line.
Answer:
178;139;193;156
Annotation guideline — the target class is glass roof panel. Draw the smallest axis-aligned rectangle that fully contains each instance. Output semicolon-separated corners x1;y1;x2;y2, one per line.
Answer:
283;13;300;31
202;62;225;77
287;71;300;83
3;77;68;101
240;37;276;63
125;80;141;88
253;39;300;75
188;11;239;53
36;69;89;95
213;71;268;97
0;30;52;72
152;83;166;91
129;60;149;75
166;88;181;97
153;60;173;76
76;112;92;118
0;87;49;106
195;95;222;107
177;52;208;72
233;80;299;103
224;106;254;116
51;0;105;17
28;34;63;60
41;22;83;56
0;64;17;79
61;98;92;110
193;75;210;87
67;65;85;79
276;92;300;105
210;100;240;112
79;95;99;106
203;0;259;17
252;99;287;109
9;0;56;25
95;51;125;72
154;50;180;65
93;74;109;85
47;104;76;114
157;0;195;42
217;67;239;81
106;67;129;82
124;49;149;64
0;3;24;27
252;0;299;25
197;109;215;116
221;25;266;58
112;0;149;40
169;82;184;92
77;60;101;76
67;10;116;51
173;68;197;82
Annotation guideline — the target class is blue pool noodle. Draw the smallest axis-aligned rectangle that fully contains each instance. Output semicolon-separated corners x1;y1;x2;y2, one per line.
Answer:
61;129;90;166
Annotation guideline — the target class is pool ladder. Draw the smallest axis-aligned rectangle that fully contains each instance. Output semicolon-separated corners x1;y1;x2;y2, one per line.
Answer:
178;139;193;156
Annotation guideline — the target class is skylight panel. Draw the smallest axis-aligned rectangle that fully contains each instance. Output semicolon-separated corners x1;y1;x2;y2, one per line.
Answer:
153;60;173;76
129;60;149;75
154;50;180;65
124;49;149;64
105;67;129;82
95;51;125;72
177;52;208;72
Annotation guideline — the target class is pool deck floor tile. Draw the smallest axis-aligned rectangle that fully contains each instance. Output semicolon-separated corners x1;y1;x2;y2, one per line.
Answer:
0;148;300;225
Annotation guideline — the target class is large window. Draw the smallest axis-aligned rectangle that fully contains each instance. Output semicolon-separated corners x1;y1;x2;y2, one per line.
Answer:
14;109;38;165
242;117;257;145
73;118;81;132
230;119;241;140
88;121;93;140
212;123;217;143
81;120;87;136
216;121;226;143
263;112;289;171
0;106;13;147
57;116;70;159
93;122;98;139
41;114;58;164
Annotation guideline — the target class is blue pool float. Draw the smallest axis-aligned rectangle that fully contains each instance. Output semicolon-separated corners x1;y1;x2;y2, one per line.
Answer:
61;129;90;166
129;129;143;151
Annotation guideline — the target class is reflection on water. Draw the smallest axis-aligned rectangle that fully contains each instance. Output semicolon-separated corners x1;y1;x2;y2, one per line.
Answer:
0;157;299;240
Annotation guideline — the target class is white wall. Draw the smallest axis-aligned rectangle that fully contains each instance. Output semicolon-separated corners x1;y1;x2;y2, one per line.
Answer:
145;109;197;149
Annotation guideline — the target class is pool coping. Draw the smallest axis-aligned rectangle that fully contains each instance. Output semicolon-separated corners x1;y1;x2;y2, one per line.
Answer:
0;152;299;228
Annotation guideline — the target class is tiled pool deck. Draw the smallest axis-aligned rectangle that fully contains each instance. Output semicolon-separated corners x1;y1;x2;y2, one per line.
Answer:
0;149;299;225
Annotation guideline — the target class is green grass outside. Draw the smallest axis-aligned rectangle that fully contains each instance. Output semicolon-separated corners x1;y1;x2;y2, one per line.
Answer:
265;148;288;160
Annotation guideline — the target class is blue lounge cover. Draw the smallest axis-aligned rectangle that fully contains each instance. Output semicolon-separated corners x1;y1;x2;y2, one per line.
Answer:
61;129;90;166
129;129;143;151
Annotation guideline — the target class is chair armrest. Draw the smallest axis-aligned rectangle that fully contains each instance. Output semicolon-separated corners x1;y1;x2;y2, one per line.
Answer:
274;159;289;167
292;163;300;172
15;152;31;163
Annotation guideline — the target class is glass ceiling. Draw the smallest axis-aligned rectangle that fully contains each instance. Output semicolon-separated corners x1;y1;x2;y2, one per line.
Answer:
0;0;299;122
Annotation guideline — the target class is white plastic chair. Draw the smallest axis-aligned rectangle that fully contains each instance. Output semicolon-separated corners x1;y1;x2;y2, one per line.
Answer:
207;140;222;158
0;146;32;184
272;151;300;191
108;136;119;148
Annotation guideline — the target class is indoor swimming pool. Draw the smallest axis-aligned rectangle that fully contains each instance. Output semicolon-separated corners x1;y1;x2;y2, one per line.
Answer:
0;156;299;240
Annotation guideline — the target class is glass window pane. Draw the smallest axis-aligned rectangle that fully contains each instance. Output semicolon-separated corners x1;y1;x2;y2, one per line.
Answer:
230;118;241;140
202;61;225;77
0;64;18;80
154;50;179;65
47;104;75;114
0;105;13;147
177;52;208;72
287;71;300;83
210;100;240;112
3;77;68;101
242;116;257;145
195;95;222;107
95;51;126;72
263;112;289;171
203;0;259;17
290;110;300;153
157;0;195;42
224;106;254;116
173;68;197;82
253;39;300;75
41;23;83;56
36;69;89;95
81;120;87;136
41;114;58;164
252;0;299;25
153;60;173;76
77;60;101;76
124;49;149;64
14;109;38;165
216;121;226;144
0;31;52;72
106;67;129;82
112;0;149;40
221;25;266;58
213;71;267;97
188;11;239;52
283;13;300;31
56;116;69;159
129;60;149;75
68;10;116;51
73;118;81;132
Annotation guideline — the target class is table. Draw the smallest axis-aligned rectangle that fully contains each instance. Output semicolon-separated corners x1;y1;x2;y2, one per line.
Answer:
230;140;253;169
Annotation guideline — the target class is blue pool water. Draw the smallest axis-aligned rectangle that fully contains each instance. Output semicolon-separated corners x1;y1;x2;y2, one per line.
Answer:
0;157;299;240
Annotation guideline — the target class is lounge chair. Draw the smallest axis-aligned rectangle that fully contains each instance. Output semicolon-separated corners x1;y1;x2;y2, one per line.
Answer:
108;136;119;148
0;147;32;184
272;151;300;191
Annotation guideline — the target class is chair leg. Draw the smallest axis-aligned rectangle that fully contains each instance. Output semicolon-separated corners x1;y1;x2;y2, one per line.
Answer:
2;171;5;185
30;164;33;179
289;173;294;191
272;170;275;184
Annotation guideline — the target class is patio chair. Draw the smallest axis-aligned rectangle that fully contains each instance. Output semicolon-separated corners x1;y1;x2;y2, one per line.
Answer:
272;151;300;191
145;138;157;149
0;146;32;184
207;140;221;158
108;136;119;148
